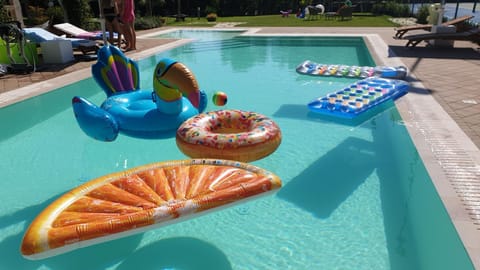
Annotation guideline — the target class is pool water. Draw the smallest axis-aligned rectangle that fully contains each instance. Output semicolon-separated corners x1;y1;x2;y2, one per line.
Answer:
0;31;474;270
154;29;244;41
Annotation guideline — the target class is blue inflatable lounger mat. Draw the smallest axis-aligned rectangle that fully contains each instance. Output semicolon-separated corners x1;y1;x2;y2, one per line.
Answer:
296;60;407;80
307;77;409;119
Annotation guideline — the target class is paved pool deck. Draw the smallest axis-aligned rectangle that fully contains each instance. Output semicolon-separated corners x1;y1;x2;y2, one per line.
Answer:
1;26;480;268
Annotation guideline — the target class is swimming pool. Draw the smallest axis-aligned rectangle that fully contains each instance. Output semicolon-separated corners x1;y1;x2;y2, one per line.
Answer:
0;30;474;269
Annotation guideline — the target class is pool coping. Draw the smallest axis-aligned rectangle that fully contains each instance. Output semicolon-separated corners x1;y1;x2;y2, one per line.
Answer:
365;33;480;269
0;39;192;109
1;27;479;268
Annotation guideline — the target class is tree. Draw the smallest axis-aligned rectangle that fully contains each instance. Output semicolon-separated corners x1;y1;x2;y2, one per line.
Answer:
0;0;9;23
62;0;91;28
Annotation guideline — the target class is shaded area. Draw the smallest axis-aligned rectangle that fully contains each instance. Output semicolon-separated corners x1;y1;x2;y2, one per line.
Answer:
117;237;232;270
388;45;480;59
273;102;398;128
277;137;375;218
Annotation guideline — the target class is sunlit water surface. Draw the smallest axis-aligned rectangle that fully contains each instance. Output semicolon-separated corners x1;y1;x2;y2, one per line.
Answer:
0;30;473;270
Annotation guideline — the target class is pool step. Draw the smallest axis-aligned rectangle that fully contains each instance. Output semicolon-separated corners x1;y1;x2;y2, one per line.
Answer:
183;39;249;52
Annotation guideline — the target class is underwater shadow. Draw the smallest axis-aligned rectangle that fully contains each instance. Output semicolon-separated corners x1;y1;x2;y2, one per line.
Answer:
0;193;60;269
121;128;177;140
116;237;232;270
0;193;142;270
0;193;60;230
277;137;376;218
273;102;397;128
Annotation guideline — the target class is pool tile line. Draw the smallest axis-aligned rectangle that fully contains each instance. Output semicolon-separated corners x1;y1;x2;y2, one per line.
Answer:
0;39;189;109
0;68;91;108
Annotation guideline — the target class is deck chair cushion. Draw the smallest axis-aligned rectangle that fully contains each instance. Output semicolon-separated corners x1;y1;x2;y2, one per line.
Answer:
54;23;117;40
23;28;97;48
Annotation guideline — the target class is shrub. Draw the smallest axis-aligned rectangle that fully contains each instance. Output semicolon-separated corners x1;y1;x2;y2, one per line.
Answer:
26;6;49;26
63;0;91;29
372;1;411;17
415;5;430;24
0;0;9;23
206;13;217;22
205;6;217;15
135;16;165;30
45;6;65;25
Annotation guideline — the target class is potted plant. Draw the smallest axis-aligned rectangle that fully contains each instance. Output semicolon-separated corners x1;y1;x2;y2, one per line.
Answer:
206;13;217;22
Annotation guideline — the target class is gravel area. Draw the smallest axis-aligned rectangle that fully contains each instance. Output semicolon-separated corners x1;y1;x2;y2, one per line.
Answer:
389;17;418;26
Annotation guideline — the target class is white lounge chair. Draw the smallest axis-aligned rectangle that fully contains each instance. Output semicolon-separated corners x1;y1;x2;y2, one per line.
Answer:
23;27;98;55
53;22;117;41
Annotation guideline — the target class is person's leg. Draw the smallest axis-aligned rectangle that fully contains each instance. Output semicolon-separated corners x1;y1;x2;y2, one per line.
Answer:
129;21;136;50
105;21;114;44
122;22;132;50
112;19;122;46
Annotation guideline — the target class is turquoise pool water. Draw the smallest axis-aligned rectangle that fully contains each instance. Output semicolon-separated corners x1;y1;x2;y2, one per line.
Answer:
0;31;474;270
154;29;243;41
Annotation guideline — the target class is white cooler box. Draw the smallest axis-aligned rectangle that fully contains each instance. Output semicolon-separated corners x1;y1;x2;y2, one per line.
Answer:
40;40;74;64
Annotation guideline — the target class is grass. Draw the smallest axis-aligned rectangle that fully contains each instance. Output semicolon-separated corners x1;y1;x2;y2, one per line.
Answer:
164;14;397;27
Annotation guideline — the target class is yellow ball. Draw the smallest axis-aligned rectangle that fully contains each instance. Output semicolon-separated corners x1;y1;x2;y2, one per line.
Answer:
212;91;228;106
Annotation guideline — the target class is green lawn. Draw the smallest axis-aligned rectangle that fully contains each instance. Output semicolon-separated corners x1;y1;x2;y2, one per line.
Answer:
164;14;397;27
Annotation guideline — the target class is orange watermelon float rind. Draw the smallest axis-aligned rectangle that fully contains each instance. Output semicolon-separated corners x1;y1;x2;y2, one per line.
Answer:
21;159;282;260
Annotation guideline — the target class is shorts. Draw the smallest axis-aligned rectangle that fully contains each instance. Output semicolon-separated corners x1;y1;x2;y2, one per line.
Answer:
103;7;116;22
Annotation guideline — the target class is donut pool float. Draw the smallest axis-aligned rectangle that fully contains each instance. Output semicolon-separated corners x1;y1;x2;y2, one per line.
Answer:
176;110;282;162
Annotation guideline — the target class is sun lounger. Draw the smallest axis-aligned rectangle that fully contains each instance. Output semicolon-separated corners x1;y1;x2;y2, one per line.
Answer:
23;27;98;55
53;22;117;41
394;15;474;39
403;27;480;47
306;6;322;20
280;9;292;17
336;6;353;21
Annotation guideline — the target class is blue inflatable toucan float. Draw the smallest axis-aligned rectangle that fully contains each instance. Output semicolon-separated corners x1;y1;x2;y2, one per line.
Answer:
72;45;207;141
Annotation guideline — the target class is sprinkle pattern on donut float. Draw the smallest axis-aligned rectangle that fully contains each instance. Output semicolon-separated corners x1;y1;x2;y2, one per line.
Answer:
176;110;282;162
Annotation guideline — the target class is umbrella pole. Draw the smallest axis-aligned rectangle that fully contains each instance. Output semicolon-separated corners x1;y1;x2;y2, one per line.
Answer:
437;0;445;25
98;0;108;45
